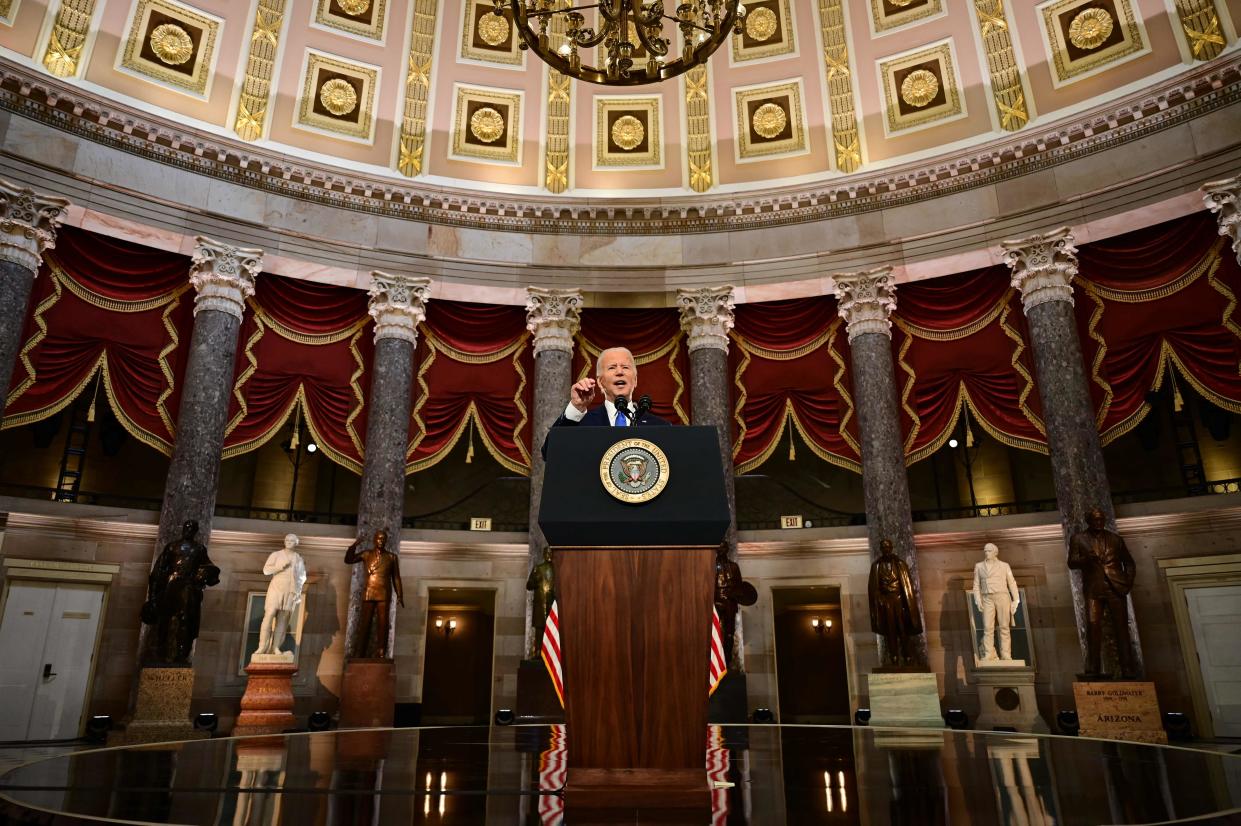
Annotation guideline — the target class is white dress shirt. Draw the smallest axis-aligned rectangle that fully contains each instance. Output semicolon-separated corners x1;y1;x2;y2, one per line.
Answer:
563;399;630;426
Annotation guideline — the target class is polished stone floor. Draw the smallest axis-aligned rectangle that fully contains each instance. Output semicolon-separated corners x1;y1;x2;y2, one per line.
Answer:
1;725;1240;825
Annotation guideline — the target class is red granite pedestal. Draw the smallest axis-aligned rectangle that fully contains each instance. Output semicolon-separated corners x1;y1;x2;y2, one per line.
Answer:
339;658;395;728
234;656;298;736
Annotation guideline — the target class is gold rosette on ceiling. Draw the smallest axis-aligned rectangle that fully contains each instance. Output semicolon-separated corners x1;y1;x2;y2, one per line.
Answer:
149;23;194;66
900;69;939;108
337;0;371;16
318;78;358;116
610;115;645;150
469;106;505;142
744;7;778;42
1068;7;1114;50
751;102;787;139
477;11;510;46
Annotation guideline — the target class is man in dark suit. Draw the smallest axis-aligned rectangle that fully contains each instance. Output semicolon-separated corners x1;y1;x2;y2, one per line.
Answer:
1067;506;1138;678
541;347;670;458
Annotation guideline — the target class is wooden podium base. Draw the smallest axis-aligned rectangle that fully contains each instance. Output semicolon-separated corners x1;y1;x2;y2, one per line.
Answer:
555;545;715;815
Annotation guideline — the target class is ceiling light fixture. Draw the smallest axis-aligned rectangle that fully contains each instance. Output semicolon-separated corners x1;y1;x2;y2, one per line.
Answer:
499;0;744;86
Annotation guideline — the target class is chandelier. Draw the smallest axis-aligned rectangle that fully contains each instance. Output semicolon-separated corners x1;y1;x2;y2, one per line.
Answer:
498;0;744;85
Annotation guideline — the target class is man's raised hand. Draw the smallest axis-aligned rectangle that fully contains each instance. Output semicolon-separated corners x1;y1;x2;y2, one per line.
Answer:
570;378;597;412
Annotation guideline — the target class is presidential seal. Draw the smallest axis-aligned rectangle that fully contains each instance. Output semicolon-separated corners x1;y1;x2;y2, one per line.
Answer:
600;438;670;504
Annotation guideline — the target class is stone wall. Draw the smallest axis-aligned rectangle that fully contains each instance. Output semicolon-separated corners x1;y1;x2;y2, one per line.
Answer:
738;492;1241;729
0;497;526;731
2;491;1238;733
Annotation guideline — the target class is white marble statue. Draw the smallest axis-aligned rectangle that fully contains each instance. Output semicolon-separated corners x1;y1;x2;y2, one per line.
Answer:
971;542;1020;662
254;534;307;659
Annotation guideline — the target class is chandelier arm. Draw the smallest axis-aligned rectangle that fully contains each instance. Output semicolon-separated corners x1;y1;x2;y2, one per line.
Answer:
631;16;669;57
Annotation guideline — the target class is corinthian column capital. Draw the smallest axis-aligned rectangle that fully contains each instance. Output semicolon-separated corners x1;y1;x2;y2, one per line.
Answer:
369;271;431;344
0;180;70;272
677;286;735;354
190;237;263;319
1203;176;1241;263
525;287;582;356
833;267;896;343
1001;227;1078;313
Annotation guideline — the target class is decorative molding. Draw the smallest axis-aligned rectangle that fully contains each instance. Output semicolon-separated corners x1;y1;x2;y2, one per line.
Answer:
733;79;806;160
677;286;735;353
541;5;570;192
1203;175;1240;263
972;0;1029;132
295;51;379;143
1173;0;1226;61
313;0;387;41
234;0;287;141
816;0;860;173
40;0;96;77
368;271;430;344
119;0;221;97
0;180;69;272
0;56;1237;235
1001;227;1078;313
189;236;262;319
869;0;942;33
879;39;965;135
684;65;713;192
450;84;521;164
730;0;794;62
833;266;896;342
396;0;437;176
1039;0;1146;87
595;96;661;169
525;287;582;356
460;0;520;65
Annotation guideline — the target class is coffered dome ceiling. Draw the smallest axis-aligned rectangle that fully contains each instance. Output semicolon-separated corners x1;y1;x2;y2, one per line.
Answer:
1;0;1237;204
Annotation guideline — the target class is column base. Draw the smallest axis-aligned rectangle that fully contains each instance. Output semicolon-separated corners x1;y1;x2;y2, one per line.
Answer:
113;667;207;744
234;656;298;736
339;658;395;728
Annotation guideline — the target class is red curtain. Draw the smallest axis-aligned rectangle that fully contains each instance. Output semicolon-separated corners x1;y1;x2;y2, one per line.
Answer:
893;266;1046;461
1075;212;1241;443
731;296;859;472
222;275;372;471
574;309;691;424
2;227;193;454
407;301;532;473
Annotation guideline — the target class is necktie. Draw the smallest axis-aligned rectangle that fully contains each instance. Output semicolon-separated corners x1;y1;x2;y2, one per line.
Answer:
615;409;628;427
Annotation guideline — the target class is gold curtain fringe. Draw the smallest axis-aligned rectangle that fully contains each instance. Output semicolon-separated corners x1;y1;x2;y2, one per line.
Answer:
344;326;367;459
427;329;527;364
511;339;532;466
998;302;1046;437
897;290;1011;341
47;257;181;313
224;312;266;439
730;334;750;460
250;299;368;346
895;324;922;455
733;326;834;361
1084;240;1224;303
827;318;860;458
5;269;64;410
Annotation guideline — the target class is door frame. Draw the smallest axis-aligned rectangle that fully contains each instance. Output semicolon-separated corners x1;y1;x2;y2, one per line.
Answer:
767;580;857;724
413;581;501;722
1158;552;1241;739
0;557;119;738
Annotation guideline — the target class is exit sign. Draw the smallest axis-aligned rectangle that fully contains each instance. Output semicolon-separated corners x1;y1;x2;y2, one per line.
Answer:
780;515;803;529
470;517;492;531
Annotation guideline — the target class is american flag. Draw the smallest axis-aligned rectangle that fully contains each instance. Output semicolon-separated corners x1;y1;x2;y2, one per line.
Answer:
537;723;567;825
540;600;728;706
706;725;732;826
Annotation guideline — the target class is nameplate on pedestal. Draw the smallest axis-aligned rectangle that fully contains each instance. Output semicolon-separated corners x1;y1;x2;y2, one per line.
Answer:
1073;681;1167;744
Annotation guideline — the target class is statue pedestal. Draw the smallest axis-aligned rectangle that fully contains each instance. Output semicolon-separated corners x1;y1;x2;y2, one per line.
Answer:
971;666;1048;732
516;659;564;723
234;655;298;736
339;659;395;728
1073;681;1167;744
115;667;206;744
867;671;942;729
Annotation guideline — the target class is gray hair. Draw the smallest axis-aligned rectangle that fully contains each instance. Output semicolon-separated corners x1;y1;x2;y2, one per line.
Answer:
595;347;637;377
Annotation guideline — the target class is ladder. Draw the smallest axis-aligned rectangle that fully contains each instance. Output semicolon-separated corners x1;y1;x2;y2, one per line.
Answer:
54;392;94;502
1170;389;1207;496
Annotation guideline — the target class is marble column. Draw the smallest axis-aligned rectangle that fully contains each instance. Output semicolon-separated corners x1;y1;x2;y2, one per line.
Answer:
1204;176;1241;265
155;238;263;554
1002;228;1142;676
677;286;738;550
344;272;430;660
524;287;581;653
0;181;69;424
833;267;928;668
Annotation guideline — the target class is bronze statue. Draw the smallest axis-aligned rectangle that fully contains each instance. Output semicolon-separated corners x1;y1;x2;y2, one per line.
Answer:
868;539;923;668
713;543;756;666
141;520;220;665
526;547;556;660
1068;506;1138;678
345;529;404;659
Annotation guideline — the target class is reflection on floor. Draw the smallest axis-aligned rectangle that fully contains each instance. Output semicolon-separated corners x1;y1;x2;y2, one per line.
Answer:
1;725;1240;825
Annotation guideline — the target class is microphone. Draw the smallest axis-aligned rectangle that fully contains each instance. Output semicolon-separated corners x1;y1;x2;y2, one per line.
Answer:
614;395;632;422
635;395;653;424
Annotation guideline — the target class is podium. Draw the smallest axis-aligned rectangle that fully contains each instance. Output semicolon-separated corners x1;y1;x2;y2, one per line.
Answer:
540;426;730;815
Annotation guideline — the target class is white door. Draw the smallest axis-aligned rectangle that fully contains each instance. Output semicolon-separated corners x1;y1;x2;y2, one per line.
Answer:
1186;584;1241;737
0;581;104;740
